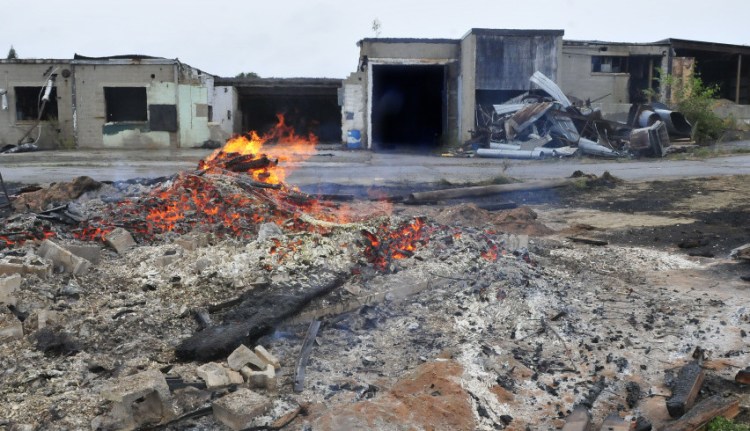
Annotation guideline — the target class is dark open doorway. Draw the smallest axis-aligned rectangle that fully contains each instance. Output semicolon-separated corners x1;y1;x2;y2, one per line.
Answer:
371;64;445;150
239;94;341;142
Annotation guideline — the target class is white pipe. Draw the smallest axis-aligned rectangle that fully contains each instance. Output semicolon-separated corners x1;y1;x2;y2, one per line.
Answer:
41;79;54;102
477;147;549;159
0;88;6;110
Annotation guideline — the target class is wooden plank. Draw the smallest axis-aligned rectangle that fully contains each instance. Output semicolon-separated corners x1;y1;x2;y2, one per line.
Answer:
567;236;608;246
407;179;572;203
666;361;705;418
662;395;739;431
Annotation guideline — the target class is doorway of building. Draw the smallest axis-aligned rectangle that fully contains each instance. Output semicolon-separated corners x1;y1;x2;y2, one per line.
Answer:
371;64;445;150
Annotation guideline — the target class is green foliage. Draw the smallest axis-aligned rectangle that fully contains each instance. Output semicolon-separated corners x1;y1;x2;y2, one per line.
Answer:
647;69;729;144
235;72;260;79
7;45;17;59
708;416;750;431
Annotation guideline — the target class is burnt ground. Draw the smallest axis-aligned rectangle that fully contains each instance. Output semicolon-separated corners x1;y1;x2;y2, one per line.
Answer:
2;172;750;430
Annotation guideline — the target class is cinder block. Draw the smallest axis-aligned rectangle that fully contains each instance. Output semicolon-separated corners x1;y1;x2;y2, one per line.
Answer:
65;243;103;264
105;228;137;254
101;369;176;430
227;344;266;371
240;364;276;390
23;260;52;278
254;345;280;369
0;261;25;277
153;251;180;268
0;312;24;341
37;240;92;275
0;274;22;306
196;362;243;389
212;388;272;431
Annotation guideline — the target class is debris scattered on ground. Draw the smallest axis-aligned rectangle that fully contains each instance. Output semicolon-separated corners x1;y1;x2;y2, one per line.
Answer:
467;71;694;159
0;130;749;429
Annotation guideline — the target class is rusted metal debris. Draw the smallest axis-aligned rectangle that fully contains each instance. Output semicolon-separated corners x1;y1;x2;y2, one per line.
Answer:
470;71;693;160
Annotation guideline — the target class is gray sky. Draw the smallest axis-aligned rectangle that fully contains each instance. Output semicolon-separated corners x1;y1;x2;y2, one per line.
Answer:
3;0;747;79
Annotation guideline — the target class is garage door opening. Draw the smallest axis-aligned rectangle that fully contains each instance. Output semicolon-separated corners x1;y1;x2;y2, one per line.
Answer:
238;94;341;143
371;64;445;150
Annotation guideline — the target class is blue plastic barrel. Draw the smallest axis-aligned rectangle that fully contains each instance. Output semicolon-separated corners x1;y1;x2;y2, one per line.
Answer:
346;130;362;149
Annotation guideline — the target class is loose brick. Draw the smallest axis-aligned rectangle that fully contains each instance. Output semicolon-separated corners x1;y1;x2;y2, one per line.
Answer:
212;388;271;431
227;344;266;371
241;364;276;390
105;228;137;254
65;243;103;264
101;369;176;429
196;362;243;389
37;240;92;275
0;274;21;306
254;345;280;369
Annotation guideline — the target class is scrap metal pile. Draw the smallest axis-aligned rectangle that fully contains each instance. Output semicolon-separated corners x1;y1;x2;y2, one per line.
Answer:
470;71;693;159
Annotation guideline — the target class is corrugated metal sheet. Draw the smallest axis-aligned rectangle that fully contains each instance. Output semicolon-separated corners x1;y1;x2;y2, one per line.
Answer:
475;34;559;90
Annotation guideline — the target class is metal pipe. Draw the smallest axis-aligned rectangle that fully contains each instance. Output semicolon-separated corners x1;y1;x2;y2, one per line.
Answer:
477;147;550;159
578;138;620;158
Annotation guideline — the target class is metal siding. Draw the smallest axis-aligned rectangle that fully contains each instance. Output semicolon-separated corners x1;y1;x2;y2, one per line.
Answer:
476;35;559;90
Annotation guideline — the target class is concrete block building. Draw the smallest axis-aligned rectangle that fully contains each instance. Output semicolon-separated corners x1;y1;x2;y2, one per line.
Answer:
341;29;564;150
0;55;214;149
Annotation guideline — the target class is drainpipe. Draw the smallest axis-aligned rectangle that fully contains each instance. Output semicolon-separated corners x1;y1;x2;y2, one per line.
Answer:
174;60;181;148
71;63;78;148
736;54;742;104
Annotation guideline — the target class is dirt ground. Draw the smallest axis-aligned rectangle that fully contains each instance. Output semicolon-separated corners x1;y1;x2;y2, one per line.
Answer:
1;172;749;430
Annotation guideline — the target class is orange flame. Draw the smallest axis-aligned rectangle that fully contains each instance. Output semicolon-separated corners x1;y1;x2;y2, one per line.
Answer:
201;114;318;185
362;218;429;271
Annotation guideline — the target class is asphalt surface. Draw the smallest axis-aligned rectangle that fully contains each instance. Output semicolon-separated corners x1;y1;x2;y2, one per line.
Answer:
1;144;750;188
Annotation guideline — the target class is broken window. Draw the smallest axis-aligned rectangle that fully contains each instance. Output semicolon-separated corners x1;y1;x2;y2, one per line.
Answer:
14;87;58;121
104;87;147;122
592;56;628;73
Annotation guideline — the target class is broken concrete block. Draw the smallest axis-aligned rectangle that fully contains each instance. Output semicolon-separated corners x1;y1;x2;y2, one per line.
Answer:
241;364;276;390
561;405;590;431
227;344;266;371
196;362;243;389
105;228;137;254
65;243;102;264
37;240;92;275
730;243;750;261
0;273;21;306
666;360;705;418
257;223;284;241
101;369;176;430
254;345;281;369
23;260;52;278
0;261;25;277
23;309;60;333
212;388;272;431
0;312;24;341
599;414;635;430
154;250;180;268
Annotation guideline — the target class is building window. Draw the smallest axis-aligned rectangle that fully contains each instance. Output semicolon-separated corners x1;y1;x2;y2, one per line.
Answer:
104;87;147;122
15;87;58;121
592;56;628;73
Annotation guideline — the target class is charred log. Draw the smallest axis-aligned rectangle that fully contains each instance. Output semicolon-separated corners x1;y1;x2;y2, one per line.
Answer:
175;272;347;362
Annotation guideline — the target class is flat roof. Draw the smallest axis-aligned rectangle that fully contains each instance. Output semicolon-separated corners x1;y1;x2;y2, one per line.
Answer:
659;38;750;55
564;39;671;47
358;38;459;46
467;28;565;38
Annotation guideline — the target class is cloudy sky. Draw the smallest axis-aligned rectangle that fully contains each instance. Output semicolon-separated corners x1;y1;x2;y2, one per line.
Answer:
3;0;747;78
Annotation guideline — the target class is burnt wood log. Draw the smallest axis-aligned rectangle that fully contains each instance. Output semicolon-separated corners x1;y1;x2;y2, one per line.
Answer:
567;236;609;246
736;367;750;384
662;395;739;431
666;361;705;418
407;179;572;203
561;405;590;431
175;272;346;362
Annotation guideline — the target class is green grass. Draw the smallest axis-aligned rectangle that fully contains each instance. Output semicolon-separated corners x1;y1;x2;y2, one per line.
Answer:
708;417;750;431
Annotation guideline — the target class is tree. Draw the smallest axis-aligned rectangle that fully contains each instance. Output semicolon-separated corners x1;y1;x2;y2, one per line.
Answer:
7;45;17;59
235;72;260;79
646;68;728;143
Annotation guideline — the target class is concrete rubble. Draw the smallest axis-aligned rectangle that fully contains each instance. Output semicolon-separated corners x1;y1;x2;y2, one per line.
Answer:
0;156;748;429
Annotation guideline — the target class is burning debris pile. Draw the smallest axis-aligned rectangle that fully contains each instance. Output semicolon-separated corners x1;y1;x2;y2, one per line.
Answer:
0;122;749;430
469;71;693;159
